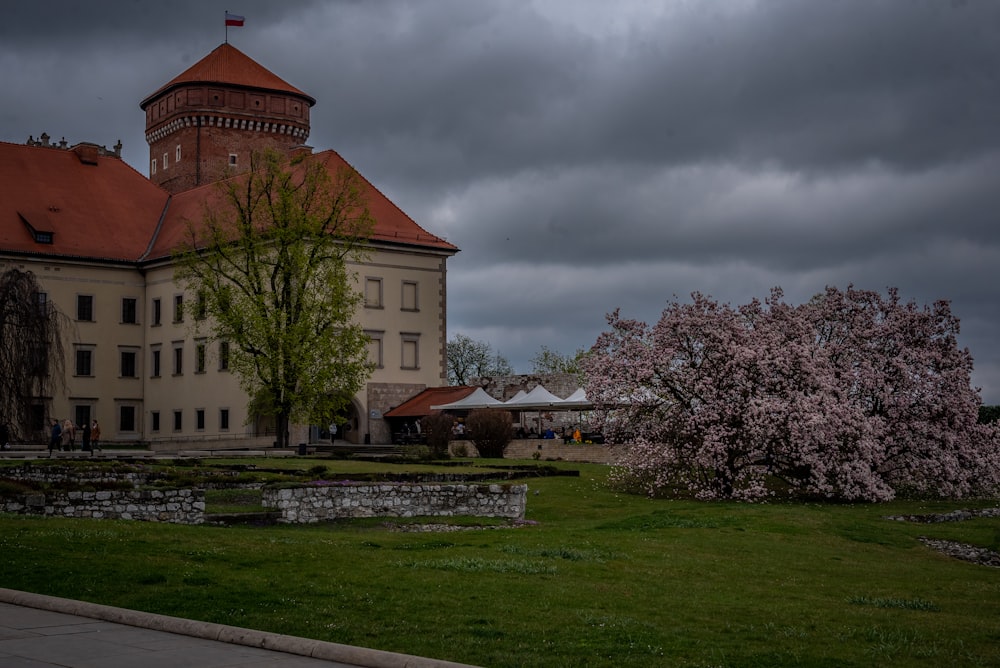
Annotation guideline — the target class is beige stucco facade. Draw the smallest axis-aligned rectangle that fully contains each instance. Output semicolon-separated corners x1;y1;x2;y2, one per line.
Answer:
1;238;451;447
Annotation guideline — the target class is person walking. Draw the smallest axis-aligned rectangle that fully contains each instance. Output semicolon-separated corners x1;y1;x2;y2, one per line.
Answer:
49;419;62;456
91;420;101;451
62;419;75;451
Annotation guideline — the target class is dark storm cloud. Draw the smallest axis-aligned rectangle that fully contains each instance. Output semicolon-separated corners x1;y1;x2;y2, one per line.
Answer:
318;1;1000;185
2;0;998;400
0;1;323;46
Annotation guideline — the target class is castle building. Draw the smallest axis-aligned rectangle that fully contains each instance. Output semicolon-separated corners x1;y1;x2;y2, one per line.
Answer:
141;44;315;194
0;43;457;447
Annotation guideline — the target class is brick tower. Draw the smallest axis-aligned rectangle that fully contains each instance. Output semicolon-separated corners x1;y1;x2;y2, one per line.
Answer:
140;43;316;194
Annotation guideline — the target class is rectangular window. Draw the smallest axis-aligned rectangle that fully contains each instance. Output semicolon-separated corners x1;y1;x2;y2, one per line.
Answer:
77;295;94;321
195;291;207;320
152;298;161;326
173;342;183;375
365;277;383;308
228;153;238;166
74;405;91;432
401;333;420;370
121;297;137;324
28;341;47;376
151;347;161;377
163;152;168;169
173;410;182;431
120;349;137;378
151;411;160;432
195;341;206;373
219;408;230;431
196;409;205;431
365;330;384;369
30;404;45;432
75;347;93;376
173;294;184;322
151;159;157;175
120;405;136;432
218;341;230;371
175;145;181;162
401;281;418;311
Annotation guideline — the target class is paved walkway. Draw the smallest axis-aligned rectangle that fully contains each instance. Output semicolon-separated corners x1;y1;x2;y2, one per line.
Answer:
0;589;477;668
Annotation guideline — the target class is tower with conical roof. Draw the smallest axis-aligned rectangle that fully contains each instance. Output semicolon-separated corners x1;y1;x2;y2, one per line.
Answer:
140;43;316;194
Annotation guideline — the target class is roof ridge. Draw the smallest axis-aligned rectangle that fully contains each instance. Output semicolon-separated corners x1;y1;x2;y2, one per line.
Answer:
314;149;452;247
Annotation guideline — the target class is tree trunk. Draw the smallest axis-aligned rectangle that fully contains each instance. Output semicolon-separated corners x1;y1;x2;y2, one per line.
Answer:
276;412;290;449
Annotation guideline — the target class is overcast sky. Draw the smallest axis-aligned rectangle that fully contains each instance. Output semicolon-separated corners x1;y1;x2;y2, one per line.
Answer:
3;0;999;402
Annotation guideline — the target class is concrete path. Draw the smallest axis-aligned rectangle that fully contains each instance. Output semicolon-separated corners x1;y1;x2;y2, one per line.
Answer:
0;589;477;668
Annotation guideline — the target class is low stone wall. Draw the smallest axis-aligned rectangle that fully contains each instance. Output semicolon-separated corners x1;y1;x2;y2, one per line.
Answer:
3;465;154;486
0;489;204;524
263;483;527;523
450;439;619;464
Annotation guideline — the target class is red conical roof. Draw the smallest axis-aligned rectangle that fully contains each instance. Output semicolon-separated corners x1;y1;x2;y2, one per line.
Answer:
140;43;315;109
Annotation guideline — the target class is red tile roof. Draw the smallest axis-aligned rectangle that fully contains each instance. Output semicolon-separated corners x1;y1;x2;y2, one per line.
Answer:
384;386;478;417
145;149;457;261
141;43;315;109
0;141;456;264
316;150;457;251
0;141;168;262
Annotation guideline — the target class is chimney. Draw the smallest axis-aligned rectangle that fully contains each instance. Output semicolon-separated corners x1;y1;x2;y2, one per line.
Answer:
72;143;100;165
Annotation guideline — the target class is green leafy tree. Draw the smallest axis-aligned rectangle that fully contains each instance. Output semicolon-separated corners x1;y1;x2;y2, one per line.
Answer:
0;268;65;441
447;333;513;385
174;149;374;448
530;345;587;376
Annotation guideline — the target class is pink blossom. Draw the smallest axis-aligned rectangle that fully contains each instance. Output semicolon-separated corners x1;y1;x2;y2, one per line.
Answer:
584;287;1000;502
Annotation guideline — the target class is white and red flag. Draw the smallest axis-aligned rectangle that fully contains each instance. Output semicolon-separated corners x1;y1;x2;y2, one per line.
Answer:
225;12;245;27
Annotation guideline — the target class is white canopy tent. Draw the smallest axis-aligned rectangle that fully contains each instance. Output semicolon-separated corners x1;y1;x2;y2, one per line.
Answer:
429;387;506;411
558;387;591;409
427;384;601;440
502;384;566;410
506;389;527;404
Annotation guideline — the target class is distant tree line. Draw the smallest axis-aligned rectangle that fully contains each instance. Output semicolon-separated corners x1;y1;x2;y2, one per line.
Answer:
981;405;1000;424
446;336;587;385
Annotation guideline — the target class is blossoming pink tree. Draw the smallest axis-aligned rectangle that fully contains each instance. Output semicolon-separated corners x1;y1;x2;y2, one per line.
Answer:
583;287;1000;501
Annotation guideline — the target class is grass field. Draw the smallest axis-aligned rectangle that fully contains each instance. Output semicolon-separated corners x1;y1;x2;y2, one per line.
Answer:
1;458;998;667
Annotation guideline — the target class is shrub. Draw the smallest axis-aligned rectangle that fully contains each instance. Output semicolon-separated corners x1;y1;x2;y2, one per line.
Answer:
466;409;513;458
421;412;454;459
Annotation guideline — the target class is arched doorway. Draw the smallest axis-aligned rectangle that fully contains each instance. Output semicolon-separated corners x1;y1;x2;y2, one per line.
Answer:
310;396;363;445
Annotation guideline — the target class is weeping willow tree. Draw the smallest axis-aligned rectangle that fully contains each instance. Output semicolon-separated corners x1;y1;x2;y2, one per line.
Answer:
174;149;375;448
0;268;65;441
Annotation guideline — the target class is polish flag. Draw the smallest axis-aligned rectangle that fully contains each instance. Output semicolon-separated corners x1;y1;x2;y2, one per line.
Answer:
225;12;245;27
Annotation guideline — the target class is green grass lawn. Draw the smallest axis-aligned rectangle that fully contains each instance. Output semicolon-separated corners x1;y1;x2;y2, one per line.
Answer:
1;458;998;667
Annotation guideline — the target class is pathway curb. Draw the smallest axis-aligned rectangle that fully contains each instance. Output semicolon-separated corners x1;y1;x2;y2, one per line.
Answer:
0;587;479;668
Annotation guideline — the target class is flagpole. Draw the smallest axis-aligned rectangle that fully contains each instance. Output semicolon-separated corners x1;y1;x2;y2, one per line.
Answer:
225;10;229;43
